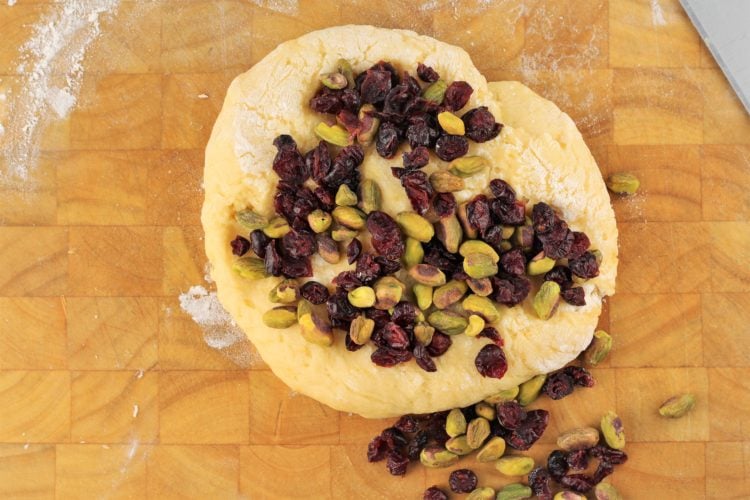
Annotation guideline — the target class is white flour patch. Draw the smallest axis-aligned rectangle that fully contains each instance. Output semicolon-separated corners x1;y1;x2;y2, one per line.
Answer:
7;0;17;6
250;0;298;16
651;0;667;26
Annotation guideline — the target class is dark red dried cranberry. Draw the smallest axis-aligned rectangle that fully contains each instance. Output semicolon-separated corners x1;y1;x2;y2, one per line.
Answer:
340;88;361;112
281;229;316;258
264;241;282;276
381;322;411;350
466;195;492;235
230;236;251;256
249;230;270;258
443;81;473;112
366;211;405;261
478;326;504;346
347;238;362;264
426;331;452;357
496;401;526;430
500;248;526;276
448;469;477;493
371;346;413;367
593;461;615;483
309;87;344;114
528;467;552;500
548;450;570;480
376;122;400;158
332;270;362;291
327;289;359;325
391;301;419;327
432;192;457;218
506;409;549;450
423;239;461;276
400;170;434;214
560;474;595;493
366;308;391;330
281;256;312;278
569;251;599;279
413;344;437;372
367;435;389;462
386;451;408;476
564;366;596;387
407;429;429;460
394;415;418;434
491;275;531;306
567;449;590;471
568;231;591;260
481;225;506;252
532;202;556;235
462;106;502;143
324;144;364;191
313;186;335;211
562;287;586;306
423;486;448;500
360;68;393;104
491;199;526;225
375;255;401;275
589;445;628;465
354;253;381;285
402;146;430;169
489;178;516;204
406;114;440;148
544;266;572;289
380;426;407;450
435;134;469;161
300;281;329;305
541;220;574;260
475;344;508;379
542;371;575;400
416;63;439;83
336;109;360;136
345;334;363;351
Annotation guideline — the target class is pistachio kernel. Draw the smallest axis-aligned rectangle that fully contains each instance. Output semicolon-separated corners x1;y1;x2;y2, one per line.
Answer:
235;209;268;231
335;58;354;88
606;172;640;195
232;256;268;280
297;301;334;346
467;487;496;500
432;280;468;309
495;456;535;476
591;248;604;265
331;226;358;242
463;314;485;337
556;427;600;451
319;71;348;90
584;330;613;367
358;178;381;214
347;286;376;308
462;294;499;322
499;241;512;252
437;110;466;135
373;276;404;310
467;277;493;297
427;310;468;336
316;233;340;264
414;321;435;345
445;408;467;437
527;252;557;276
262;306;298;329
335;184;358;206
409;264;447;286
449;155;488;177
422;79;447;104
474;402;496;421
332;206;366;230
268;279;299;303
457;202;478;239
554;492;586;500
601;411;626;450
463;252;499;279
658;393;696;418
357;104;380;146
430;170;465;193
518;374;547;406
512;224;535;250
476;436;506;463
497;483;533;500
533;281;561;320
263;217;291;238
459;240;500;262
403;237;424;268
435;214;463;253
445;435;474;456
594;482;623;500
412;284;433;311
307;209;332;233
397;211;435;242
314;122;351;147
466;417;491;449
483;386;520;405
419;446;459;468
349;315;375;345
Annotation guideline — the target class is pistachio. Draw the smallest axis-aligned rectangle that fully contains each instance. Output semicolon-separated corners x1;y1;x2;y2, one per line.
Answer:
319;71;348;89
463;314;485;337
495;456;535;476
263;217;291;238
314;122;351;147
409;264;446;286
413;284;433;311
556;427;600;451
307;209;332;233
496;483;532;500
232;256;268;279
554;492;586;500
512;224;535;250
463;252;499;279
484;386;520;405
419;446;459;468
476;436;506;463
430;170;465;193
335;58;354;88
268;279;299;303
262;306;298;329
658;393;696;418
331;226;358;242
466;417;491;449
499;241;512;252
457;202;478;239
347;286;376;308
374;276;404;310
591;248;603;265
459;240;500;263
437;111;466;135
433;280;468;309
518;374;546;406
357;104;380;146
533;281;561;320
335;184;358;206
358;178;381;214
414;321;435;345
316;233;341;264
403;237;424;268
606;172;640;195
467;487;496;500
594;482;623;500
332;206;366;229
422;79;447;104
434;214;463;254
462;294;499;322
428;310;468;336
467;277;493;297
449;156;488;177
475;402;496;421
527;252;556;276
445;408;467;437
601;411;626;450
297;301;333;346
397;211;434;242
445;435;474;456
349;314;375;345
235;209;268;231
584;330;613;366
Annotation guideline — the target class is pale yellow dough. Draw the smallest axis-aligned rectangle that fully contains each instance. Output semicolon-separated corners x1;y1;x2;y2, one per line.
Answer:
202;26;617;418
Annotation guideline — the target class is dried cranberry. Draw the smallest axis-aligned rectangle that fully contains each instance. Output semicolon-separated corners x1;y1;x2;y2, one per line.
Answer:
491;275;531;306
281;256;312;278
432;192;457;218
413;344;437;372
506;409;549;450
375;256;401;275
367;435;389;462
481;225;506;252
264;241;282;276
366;211;405;261
462;106;502;143
230;236;251;256
386;451;408;476
340;88;361;112
496;401;526;430
542;371;575;400
426;331;452;357
324;144;364;191
448;469;477;493
560;474;595;493
541;221;574;260
313;186;335;211
309;87;344;114
360;68;393;104
435;134;469;161
478;326;503;346
347;238;362;264
391;301;419;327
589;445;628;465
548;450;570;480
406;114;439;148
593;461;615;483
489;178;516;204
491;199;526;225
332;270;362;291
345;334;364;351
500;248;526;276
375;122;400;158
371;346;413;367
327;289;359;326
443;81;473;111
281;229;316;258
466;195;492;235
528;467;552;500
381;322;411;350
423;239;461;276
564;366;596;387
337;109;360;136
407;430;429;460
394;415;418;434
400;170;434;214
402;146;430;169
248;230;270;258
568;231;591;260
544;266;572;289
567;449;589;471
569;251;599;279
475;344;508;379
300;281;329;305
366;308;391;330
380;426;408;450
355;253;381;285
416;63;439;83
532;202;556;235
562;287;586;306
423;486;448;500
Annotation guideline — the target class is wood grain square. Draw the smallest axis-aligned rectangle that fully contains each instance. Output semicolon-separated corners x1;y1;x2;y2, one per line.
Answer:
708;368;750;441
703;293;750;367
0;227;67;296
55;444;147;500
609;293;702;367
606;145;702;222
71;371;158;444
56;150;158;226
67;226;164;296
615;368;709;442
248;371;339;445
241;445;330;499
161;74;230;149
0;298;66;369
0;445;55;500
0;371;70;442
0;3;50;74
70;74;162;150
147;150;204;226
161;0;254;73
161;226;205;295
613;68;703;145
706;442;750;499
617;222;711;294
702;145;750;221
160;371;249;444
148;445;239;499
339;414;392;445
0;151;56;226
616;442;705;499
710;222;750;292
702;69;750;145
331;444;423;499
609;0;700;68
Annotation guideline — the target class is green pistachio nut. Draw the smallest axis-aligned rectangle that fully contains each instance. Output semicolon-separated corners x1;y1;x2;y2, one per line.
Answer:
335;58;354;88
556;427;600;451
316;233;340;264
466;417;491;449
527;252;556;276
268;279;299;303
422;79;447;104
433;280;468;309
349;315;375;345
397;211;434;242
335;184;358;206
658;393;696;418
332;206;366;230
476;436;506;463
413;284;433;311
297;301;333;347
445;408;467;437
307;209;332;233
457;202;478;239
235;209;268;231
467;277;493;297
445;435;474;456
319;71;348;89
601;411;626;450
435;214;463;253
358;179;381;214
262;306;298;329
594;482;623;500
467;487;495;500
497;483;533;500
459;240;500;262
430;170;465;193
263;217;291;238
232;256;267;280
584;330;613;367
347;286;376;308
463;314;485;337
356;104;380;146
403;237;424;268
591;248;604;265
463;252;499;279
484;386;520;405
331;226;358;242
409;264;447;287
373;277;404;310
518;374;547;406
427;310;468;336
414;321;435;345
314;122;351;147
474;402;496;421
419;446;458;468
437;111;466;135
512;224;535;250
462;294;499;323
533;281;561;320
554;492;586;500
449;155;488;177
495;456;535;476
606;172;640;195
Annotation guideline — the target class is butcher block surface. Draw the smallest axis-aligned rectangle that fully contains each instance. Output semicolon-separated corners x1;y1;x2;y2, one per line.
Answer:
0;0;749;498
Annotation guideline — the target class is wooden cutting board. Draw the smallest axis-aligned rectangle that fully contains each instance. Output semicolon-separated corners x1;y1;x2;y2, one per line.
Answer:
0;1;748;498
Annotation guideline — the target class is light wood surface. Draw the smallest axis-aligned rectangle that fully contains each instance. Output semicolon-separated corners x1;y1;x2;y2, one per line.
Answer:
0;1;748;498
